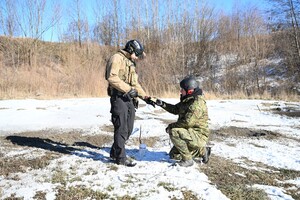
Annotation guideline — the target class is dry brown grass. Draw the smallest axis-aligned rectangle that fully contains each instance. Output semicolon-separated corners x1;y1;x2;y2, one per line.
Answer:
0;64;108;99
199;155;269;200
202;126;300;200
199;154;300;200
151;90;299;101
55;186;111;200
0;150;58;177
1;36;299;101
203;91;300;101
129;136;161;147
0;37;112;99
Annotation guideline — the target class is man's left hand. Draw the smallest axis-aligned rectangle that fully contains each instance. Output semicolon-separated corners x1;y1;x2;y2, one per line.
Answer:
126;88;138;98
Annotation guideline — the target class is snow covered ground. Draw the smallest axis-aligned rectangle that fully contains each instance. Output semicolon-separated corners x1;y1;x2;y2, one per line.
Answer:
0;98;299;199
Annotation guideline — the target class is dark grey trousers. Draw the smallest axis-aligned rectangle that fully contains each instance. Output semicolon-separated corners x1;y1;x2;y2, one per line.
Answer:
109;95;135;163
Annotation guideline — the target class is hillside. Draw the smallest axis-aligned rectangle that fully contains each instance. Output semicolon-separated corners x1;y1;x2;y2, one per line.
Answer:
0;36;299;100
200;55;300;99
0;36;112;99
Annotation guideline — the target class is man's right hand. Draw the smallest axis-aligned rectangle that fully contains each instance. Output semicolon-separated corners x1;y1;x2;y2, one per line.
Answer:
125;88;138;98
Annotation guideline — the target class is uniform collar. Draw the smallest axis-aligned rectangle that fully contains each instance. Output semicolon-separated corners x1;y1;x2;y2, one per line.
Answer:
181;95;195;102
180;88;203;102
119;49;131;59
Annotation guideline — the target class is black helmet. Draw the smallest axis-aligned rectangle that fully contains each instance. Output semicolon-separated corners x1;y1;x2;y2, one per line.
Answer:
180;76;199;92
124;40;144;58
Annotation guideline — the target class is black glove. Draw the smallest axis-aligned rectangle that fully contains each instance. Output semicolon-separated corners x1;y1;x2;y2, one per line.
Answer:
143;96;155;108
125;88;138;98
156;99;165;107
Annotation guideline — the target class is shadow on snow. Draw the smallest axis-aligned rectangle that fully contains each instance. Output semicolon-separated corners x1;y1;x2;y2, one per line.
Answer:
5;135;170;163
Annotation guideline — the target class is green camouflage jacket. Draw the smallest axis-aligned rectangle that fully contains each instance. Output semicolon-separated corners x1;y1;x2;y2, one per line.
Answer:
161;93;210;137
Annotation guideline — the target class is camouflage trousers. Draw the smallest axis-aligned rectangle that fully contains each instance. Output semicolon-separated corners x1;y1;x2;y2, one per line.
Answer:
169;128;208;161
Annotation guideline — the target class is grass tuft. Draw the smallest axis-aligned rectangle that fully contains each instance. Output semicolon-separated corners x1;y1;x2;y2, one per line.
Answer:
158;182;177;192
55;186;110;200
199;154;300;200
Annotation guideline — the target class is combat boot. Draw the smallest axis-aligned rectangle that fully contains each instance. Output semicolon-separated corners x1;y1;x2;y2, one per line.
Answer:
117;158;136;167
109;154;116;161
178;159;194;167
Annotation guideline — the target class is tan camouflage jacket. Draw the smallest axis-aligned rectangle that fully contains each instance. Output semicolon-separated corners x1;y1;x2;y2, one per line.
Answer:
161;94;210;137
105;49;146;97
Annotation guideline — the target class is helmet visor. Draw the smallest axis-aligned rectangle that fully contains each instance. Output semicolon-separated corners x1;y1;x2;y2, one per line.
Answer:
135;50;145;59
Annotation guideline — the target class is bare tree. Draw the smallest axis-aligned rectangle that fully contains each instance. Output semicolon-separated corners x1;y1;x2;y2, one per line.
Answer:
112;0;120;47
0;0;61;68
267;0;300;77
64;0;89;48
93;15;114;45
93;1;114;45
15;0;47;39
0;0;19;36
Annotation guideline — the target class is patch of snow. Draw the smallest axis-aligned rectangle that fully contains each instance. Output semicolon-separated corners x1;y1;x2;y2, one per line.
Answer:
253;184;294;200
0;98;299;199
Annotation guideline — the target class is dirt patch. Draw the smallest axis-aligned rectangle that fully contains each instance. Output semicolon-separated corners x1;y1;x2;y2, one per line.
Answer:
199;155;300;200
0;130;114;177
212;126;279;139
100;124;114;133
129;136;161;147
261;102;300;118
0;153;58;177
211;126;300;143
273;110;300;117
6;130;113;148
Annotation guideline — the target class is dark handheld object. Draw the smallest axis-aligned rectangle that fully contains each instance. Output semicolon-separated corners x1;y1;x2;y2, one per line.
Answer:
165;126;171;134
125;88;138;98
143;97;156;108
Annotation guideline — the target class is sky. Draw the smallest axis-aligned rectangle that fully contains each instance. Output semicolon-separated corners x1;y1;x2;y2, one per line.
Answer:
0;97;299;199
0;0;270;42
212;0;268;12
53;0;269;41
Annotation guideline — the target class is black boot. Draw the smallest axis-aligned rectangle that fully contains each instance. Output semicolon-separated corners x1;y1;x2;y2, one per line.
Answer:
109;154;116;161
117;159;136;167
177;159;194;167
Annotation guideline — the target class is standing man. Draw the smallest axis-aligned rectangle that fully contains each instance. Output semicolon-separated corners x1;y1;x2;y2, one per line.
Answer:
105;40;153;167
155;75;211;167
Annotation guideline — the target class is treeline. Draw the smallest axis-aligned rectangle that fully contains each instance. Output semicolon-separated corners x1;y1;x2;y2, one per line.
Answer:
0;0;299;99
